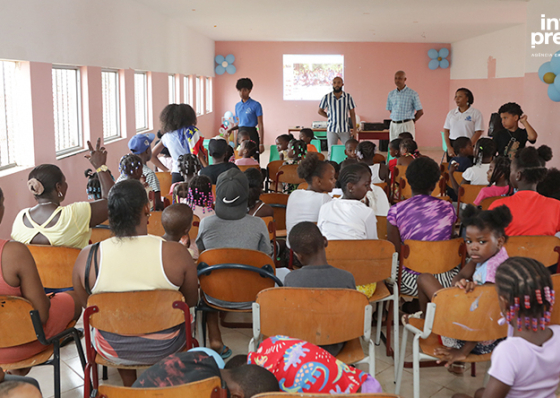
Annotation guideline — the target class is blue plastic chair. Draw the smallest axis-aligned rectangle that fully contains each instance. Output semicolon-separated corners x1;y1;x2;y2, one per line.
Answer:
310;139;321;153
330;145;347;163
269;145;280;162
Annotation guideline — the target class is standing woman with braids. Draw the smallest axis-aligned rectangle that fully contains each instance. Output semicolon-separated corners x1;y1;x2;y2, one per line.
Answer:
473;157;512;206
489;145;560;237
12;139;114;249
454;257;560;398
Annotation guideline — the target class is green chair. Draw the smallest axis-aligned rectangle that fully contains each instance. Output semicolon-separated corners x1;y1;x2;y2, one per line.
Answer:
330;145;347;163
440;131;447;164
310;139;321;153
269;145;280;162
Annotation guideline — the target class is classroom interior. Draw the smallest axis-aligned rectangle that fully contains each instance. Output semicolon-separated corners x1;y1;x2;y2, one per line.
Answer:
1;0;559;397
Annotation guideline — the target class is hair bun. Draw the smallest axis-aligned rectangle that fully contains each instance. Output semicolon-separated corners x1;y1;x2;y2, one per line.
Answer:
488;205;513;229
537;145;553;162
27;178;45;196
297;153;319;180
460;204;479;224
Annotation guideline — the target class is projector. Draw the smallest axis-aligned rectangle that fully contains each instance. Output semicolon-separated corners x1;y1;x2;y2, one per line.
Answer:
312;121;328;129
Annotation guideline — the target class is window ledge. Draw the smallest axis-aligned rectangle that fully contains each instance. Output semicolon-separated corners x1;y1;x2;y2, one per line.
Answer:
0;164;34;178
56;148;88;160
104;136;126;145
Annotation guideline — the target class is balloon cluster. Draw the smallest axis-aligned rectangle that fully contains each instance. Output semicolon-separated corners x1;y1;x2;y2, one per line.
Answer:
428;48;450;70
538;50;560;102
215;55;236;75
219;111;234;136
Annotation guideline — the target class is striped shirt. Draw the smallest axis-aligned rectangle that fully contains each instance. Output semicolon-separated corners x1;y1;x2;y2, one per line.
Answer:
319;91;356;133
386;86;422;121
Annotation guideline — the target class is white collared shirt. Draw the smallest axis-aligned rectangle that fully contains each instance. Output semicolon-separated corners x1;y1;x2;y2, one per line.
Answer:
444;106;484;140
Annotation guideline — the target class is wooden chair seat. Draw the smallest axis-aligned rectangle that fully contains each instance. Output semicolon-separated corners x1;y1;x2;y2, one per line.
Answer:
0;347;54;371
335;337;366;365
155;172;173;197
95;354;151;371
368;281;391;303
408;318;493;363
200;294;253;313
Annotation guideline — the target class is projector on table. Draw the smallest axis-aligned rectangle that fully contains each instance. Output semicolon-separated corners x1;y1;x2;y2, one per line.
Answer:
311;121;328;129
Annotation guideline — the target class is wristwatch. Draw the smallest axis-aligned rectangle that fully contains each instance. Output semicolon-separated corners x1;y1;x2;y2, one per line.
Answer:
96;165;109;173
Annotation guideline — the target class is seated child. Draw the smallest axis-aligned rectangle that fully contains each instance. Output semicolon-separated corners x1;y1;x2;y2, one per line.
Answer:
473;157;512;206
117;154;153;208
344;138;359;159
276;133;294;161
245;168;274;218
299;128;318;153
247;336;382;394
318;163;378;240
85;169;102;200
162;203;193;249
450;138;495;194
132;348;280;397
399;132;413;140
388;138;401;176
454;257;560;398
357;141;388;183
412;204;512;373
200;138;239;184
537;168;560;201
225;144;235;164
448;136;474;173
492;102;538;159
284;139;307;165
128;132;164;210
235;141;259;166
396;138;421;167
168;154;202;196
235;129;251;158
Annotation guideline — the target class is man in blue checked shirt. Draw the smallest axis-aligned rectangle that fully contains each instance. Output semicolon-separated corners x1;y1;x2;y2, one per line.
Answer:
386;71;424;141
318;76;357;156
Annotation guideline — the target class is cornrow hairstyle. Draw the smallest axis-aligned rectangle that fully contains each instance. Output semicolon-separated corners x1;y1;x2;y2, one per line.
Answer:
537;168;560;201
108;179;149;238
390;138;402;151
187;175;213;214
452;136;471;154
461;204;512;241
84;169;102;200
357;141;376;160
159;103;197;133
28;164;65;198
475;137;496;165
495;257;555;331
242;140;258;158
297;152;331;184
245;167;265;210
119;154;143;177
489;156;512;195
178;154;201;178
338;162;371;195
400;138;418;154
515;145;553;184
289;139;307;160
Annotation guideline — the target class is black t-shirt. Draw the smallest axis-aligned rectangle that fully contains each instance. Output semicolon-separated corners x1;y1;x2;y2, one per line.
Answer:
493;128;535;158
132;351;222;388
200;162;239;185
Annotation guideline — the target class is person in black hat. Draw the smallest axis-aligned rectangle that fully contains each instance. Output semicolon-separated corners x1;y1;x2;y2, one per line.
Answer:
196;168;272;359
199;138;239;185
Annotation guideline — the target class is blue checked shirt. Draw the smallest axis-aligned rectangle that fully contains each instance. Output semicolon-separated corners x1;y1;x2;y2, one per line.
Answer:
319;91;356;133
386;86;422;121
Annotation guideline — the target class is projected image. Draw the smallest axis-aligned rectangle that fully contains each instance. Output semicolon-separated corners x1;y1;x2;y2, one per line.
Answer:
283;54;344;101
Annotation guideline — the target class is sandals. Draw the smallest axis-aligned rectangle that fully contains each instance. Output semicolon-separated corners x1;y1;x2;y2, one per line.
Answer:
401;311;423;326
217;345;232;359
447;362;466;375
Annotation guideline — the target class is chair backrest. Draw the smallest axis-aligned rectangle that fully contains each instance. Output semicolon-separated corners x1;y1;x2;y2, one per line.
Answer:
310;139;321;152
431;285;507;342
376;216;388;240
330;145;347;163
325;239;395;285
401;238;465;274
431;174;448;198
269;145;280;162
90;226;113;244
155;172;173;197
480;196;502;210
261;216;276;242
440;131;448;152
189;215;201;243
447;171;464;188
212;185;217;203
267;160;284;185
147;211;166;236
97;376;224;398
297;182;308;190
26;244;81;289
458;185;486;207
254;394;400;398
85;290;188;336
398;175;412;201
276;164;304;186
256;288;369;345
550;274;560;325
0;296;38;348
198;248;277;303
315;152;326;161
504;236;560;268
260;193;289;230
373;153;386;164
237;164;261;172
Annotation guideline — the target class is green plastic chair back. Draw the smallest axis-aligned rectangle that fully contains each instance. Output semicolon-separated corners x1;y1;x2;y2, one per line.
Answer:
441;131;448;152
269;145;280;162
314;130;327;139
310;139;321;153
330;145;347;163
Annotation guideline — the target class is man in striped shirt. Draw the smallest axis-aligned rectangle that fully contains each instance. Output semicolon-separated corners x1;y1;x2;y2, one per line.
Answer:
386;71;424;141
318;77;357;156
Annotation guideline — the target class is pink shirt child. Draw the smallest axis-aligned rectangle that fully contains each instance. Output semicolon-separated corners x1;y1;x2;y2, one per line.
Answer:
473;185;510;206
235;157;259;166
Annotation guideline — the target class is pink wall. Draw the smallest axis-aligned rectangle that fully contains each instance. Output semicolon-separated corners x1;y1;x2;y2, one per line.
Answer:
449;73;560;169
214;41;451;149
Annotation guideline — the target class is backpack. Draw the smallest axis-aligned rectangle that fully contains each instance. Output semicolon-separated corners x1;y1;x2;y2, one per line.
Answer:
488;112;503;137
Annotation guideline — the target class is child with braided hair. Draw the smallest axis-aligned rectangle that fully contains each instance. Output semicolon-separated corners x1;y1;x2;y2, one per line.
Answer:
168;154;202;196
356;140;388;183
450;138;496;194
473;156;512;206
283;139;307;165
117;154;154;209
454;257;560;398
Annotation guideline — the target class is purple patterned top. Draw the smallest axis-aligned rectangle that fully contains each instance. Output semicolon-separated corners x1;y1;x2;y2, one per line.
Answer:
388;195;456;242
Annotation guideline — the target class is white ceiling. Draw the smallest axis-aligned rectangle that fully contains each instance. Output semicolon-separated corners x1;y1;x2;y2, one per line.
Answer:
134;0;528;43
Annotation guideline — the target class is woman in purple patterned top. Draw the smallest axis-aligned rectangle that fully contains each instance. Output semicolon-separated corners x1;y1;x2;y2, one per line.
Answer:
387;157;458;296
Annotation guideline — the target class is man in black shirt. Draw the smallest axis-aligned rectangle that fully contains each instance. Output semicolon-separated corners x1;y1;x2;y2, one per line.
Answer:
200;138;239;184
492;102;537;158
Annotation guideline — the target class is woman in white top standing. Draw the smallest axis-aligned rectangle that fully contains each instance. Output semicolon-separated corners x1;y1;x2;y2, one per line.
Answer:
443;88;484;159
318;163;378;240
286;153;336;244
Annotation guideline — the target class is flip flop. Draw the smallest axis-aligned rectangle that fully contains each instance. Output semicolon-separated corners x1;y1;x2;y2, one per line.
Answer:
218;345;232;359
401;311;423;326
447;363;466;375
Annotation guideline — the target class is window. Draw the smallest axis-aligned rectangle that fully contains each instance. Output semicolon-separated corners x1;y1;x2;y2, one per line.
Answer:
0;61;17;169
205;77;212;113
101;70;120;141
134;72;148;131
168;74;176;104
183;76;193;105
52;66;82;156
196;76;203;116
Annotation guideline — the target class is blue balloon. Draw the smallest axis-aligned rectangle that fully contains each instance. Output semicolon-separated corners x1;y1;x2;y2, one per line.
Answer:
439;48;450;59
440;59;450;69
538;62;553;82
215;55;225;64
215;65;225;75
428;60;439;70
224;111;234;119
551;50;560;75
226;65;236;75
428;49;438;59
555;74;560;93
225;54;235;64
548;84;560;102
223;120;229;127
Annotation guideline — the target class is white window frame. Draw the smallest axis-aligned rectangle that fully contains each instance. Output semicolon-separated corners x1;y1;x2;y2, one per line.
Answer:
183;75;193;106
205;77;212;114
52;65;83;157
134;71;149;132
0;60;18;170
168;74;176;104
196;76;203;116
101;69;121;142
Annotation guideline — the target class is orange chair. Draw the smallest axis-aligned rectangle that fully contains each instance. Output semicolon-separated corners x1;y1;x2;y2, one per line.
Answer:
26;245;80;289
147;211;166;236
480;196;503;210
267;160;284;192
261;216;277;260
373;153;386;164
297;182;308;190
394;165;410;201
504;236;560;269
83;290;194;398
550;273;560;324
447;171;463;188
260;193;289;236
189;214;201;244
275;164;305;191
376;216;388;240
457;184;486;214
96;376;226;398
255;394;400;398
90;225;113;244
155;172;173;198
237;164;261;172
